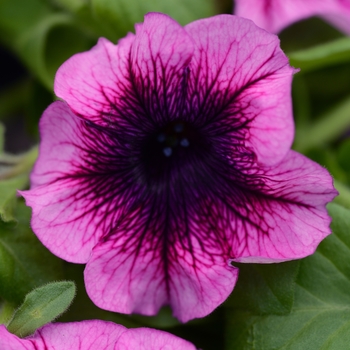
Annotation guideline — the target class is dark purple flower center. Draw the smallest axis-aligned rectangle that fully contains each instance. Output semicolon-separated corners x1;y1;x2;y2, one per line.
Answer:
138;120;212;187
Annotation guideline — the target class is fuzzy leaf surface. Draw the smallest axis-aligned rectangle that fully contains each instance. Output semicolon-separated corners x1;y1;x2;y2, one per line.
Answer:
7;281;76;337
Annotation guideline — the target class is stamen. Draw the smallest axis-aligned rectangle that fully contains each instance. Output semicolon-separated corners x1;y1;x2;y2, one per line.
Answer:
180;138;189;147
163;147;172;157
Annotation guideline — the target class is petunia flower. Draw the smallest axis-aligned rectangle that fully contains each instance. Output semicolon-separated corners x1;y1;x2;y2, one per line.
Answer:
0;320;196;349
234;0;350;34
20;13;337;322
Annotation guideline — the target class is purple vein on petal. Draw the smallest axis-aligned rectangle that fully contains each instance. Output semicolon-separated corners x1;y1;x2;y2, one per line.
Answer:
21;13;337;322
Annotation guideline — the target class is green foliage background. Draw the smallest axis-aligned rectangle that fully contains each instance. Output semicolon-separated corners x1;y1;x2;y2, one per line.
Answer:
1;0;350;349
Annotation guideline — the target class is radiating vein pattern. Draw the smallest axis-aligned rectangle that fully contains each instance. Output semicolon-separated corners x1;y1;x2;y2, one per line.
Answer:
21;13;337;321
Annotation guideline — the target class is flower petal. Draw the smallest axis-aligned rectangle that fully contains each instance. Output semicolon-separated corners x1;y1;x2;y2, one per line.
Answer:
129;12;194;124
117;328;196;350
226;150;337;262
23;13;337;324
185;15;296;166
235;0;350;34
54;13;194;129
20;102;134;263
25;101;85;189
84;206;238;322
0;325;33;350
54;33;135;127
0;321;126;350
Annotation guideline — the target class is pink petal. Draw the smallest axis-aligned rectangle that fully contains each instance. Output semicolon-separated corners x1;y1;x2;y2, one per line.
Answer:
22;13;336;323
117;328;196;350
0;321;126;350
185;15;296;166
20;102;131;263
0;321;196;349
36;321;126;349
0;325;33;350
228;150;337;263
84;209;238;323
129;13;194;124
26;101;87;189
54;34;135;127
54;13;194;129
235;0;350;34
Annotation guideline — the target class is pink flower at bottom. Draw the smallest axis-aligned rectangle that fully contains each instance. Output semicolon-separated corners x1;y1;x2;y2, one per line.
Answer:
235;0;350;34
0;321;196;350
21;13;337;322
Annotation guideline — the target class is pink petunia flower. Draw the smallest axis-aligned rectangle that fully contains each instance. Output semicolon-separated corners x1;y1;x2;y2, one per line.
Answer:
21;13;337;322
0;320;196;349
235;0;350;34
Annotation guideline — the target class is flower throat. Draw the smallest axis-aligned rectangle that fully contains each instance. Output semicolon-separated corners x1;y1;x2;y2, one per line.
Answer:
139;120;211;186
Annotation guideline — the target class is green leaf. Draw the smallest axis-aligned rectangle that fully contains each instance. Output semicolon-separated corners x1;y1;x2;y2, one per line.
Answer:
0;175;28;222
91;0;217;42
0;0;51;45
337;138;350;173
289;37;350;73
292;74;311;128
0;203;64;304
0;0;92;90
0;300;16;325
7;281;76;337
293;96;350;153
225;261;300;315
333;180;350;210
0;123;37;222
226;203;350;350
0;147;38;222
55;0;89;12
0;123;4;153
53;0;109;39
14;13;93;90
